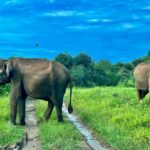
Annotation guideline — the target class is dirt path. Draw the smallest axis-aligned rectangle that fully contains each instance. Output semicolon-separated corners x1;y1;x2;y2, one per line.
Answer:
22;100;108;150
62;104;108;150
22;99;41;150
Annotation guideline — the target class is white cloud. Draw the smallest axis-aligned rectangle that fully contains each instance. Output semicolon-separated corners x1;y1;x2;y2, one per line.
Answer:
144;15;150;19
49;0;55;3
42;10;86;17
101;19;113;23
122;23;134;29
4;0;24;5
68;25;92;30
88;19;99;22
87;18;113;23
142;5;150;10
132;14;139;20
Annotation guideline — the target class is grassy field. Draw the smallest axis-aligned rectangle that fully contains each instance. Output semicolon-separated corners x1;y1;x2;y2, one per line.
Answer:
36;101;84;150
65;87;150;150
0;96;24;146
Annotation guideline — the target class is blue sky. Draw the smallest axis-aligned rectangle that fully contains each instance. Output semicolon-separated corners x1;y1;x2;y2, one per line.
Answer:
0;0;150;63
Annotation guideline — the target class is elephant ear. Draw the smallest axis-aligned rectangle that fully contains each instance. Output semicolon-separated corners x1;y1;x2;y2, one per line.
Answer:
5;61;12;77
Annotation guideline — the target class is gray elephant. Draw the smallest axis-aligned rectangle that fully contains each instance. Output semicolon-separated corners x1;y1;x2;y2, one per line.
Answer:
134;62;150;102
0;57;73;125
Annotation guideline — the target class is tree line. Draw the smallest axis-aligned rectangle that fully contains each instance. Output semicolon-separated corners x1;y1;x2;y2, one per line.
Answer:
55;51;150;87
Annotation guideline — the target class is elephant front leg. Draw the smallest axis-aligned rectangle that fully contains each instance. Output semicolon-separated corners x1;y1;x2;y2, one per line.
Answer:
10;96;19;125
10;84;22;125
18;99;26;125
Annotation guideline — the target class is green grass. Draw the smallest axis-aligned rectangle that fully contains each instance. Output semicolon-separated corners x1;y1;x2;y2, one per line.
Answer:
65;87;150;150
36;101;83;150
0;96;24;146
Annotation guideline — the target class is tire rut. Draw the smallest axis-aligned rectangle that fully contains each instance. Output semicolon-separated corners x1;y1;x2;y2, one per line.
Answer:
62;103;109;150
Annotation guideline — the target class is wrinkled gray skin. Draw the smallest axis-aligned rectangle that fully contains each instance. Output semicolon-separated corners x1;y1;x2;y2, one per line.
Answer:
0;57;73;125
134;62;150;102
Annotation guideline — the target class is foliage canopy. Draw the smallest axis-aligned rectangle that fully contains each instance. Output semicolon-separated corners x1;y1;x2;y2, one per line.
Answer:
55;51;150;87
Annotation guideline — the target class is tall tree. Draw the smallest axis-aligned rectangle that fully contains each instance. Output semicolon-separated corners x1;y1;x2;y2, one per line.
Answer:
74;52;93;68
55;53;73;69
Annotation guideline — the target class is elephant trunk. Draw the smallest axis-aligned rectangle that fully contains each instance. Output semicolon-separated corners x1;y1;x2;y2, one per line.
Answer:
68;81;73;114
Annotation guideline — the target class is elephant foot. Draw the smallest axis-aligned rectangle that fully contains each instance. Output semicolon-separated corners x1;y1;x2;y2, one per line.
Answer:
19;121;26;126
57;117;63;123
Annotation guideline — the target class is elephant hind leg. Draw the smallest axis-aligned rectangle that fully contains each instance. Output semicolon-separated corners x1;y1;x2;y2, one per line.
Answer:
137;88;141;101
44;100;54;121
56;103;63;122
143;90;149;98
51;95;63;122
138;89;148;100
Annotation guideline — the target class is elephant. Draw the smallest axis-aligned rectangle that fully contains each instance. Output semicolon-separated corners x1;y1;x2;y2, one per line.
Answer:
0;57;73;125
134;62;150;102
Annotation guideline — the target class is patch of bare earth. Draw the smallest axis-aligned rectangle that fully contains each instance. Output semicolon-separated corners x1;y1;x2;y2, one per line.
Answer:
22;99;41;150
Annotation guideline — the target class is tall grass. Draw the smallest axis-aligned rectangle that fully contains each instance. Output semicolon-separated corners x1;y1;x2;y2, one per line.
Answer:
0;96;24;146
65;87;150;150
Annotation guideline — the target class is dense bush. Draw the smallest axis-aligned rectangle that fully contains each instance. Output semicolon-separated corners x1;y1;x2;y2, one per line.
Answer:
71;65;94;87
94;60;119;86
55;53;73;69
55;51;150;87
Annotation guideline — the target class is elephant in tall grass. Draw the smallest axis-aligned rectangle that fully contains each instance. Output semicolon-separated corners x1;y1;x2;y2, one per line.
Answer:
0;57;73;125
134;62;150;102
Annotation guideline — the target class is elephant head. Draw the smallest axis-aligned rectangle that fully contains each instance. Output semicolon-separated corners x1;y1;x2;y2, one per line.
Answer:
0;59;12;85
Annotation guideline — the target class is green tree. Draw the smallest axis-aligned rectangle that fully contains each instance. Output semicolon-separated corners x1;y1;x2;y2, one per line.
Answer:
71;65;94;87
53;51;150;87
74;53;93;68
55;53;73;69
94;60;119;86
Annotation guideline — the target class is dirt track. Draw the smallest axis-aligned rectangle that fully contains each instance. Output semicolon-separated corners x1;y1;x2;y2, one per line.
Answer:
22;100;108;150
22;99;41;150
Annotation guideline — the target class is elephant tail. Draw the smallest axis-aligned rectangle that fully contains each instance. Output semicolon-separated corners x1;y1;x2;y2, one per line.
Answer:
68;80;73;114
